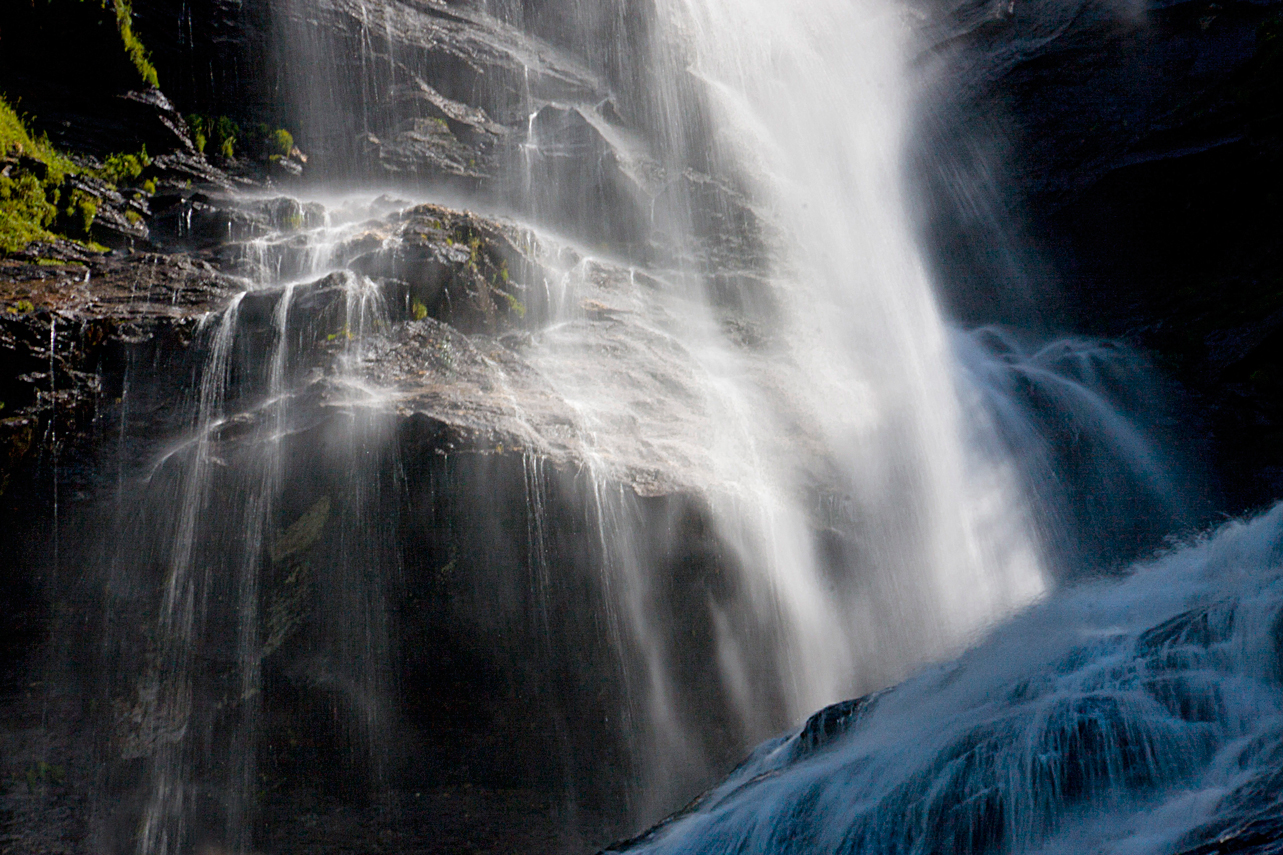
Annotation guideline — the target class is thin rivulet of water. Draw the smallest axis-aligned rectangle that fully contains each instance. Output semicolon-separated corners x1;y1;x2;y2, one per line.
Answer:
118;209;397;853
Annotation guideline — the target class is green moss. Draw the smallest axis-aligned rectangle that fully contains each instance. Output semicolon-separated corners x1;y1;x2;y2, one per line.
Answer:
187;114;240;159
99;147;150;185
271;128;294;157
239;122;298;162
67;190;98;235
499;290;526;318
218;117;238;158
188;117;207;153
0;174;58;253
109;0;159;88
2;100;65;252
0;96;66;252
0;99;74;180
0;97;134;253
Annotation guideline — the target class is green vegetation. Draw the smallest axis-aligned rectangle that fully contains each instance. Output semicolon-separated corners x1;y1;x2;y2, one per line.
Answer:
69;190;98;235
0;0;159;249
0;101;75;177
185;116;298;164
0;98;73;253
22;761;66;792
0;173;59;253
271;128;294;157
108;0;159;88
186;114;239;158
187;116;206;153
499;290;526;318
100;146;150;185
1;97;151;253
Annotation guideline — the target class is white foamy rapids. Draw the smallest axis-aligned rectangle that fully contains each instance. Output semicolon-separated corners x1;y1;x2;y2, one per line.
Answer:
617;505;1283;855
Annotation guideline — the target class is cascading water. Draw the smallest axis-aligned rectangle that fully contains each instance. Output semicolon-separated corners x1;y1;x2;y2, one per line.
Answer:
605;505;1283;855
98;202;405;854
81;0;1225;852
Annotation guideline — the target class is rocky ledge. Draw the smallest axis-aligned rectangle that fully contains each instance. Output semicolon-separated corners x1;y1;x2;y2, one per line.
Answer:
0;243;237;497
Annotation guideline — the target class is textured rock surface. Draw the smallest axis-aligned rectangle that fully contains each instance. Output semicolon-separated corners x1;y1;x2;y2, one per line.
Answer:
0;186;764;850
0;245;237;495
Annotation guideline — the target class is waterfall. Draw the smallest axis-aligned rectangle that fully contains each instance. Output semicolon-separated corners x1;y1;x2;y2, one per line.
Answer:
86;0;1209;851
648;0;1050;670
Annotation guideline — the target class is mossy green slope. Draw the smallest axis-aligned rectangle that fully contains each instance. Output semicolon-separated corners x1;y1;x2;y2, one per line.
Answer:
0;100;74;253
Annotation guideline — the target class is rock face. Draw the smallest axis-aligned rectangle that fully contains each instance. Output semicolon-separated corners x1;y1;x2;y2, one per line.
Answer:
0;245;237;497
0;245;242;855
0;2;194;158
0;181;778;851
125;0;766;275
269;0;629;230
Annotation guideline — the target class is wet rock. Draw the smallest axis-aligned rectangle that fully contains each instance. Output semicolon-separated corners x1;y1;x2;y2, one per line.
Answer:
1173;815;1283;855
62;173;150;248
349;203;535;334
919;0;1279;210
512;103;653;251
1136;603;1236;654
0;250;239;495
365;117;489;181
911;0;1283;514
147;190;320;252
795;692;882;757
148;150;239;191
275;0;604;176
